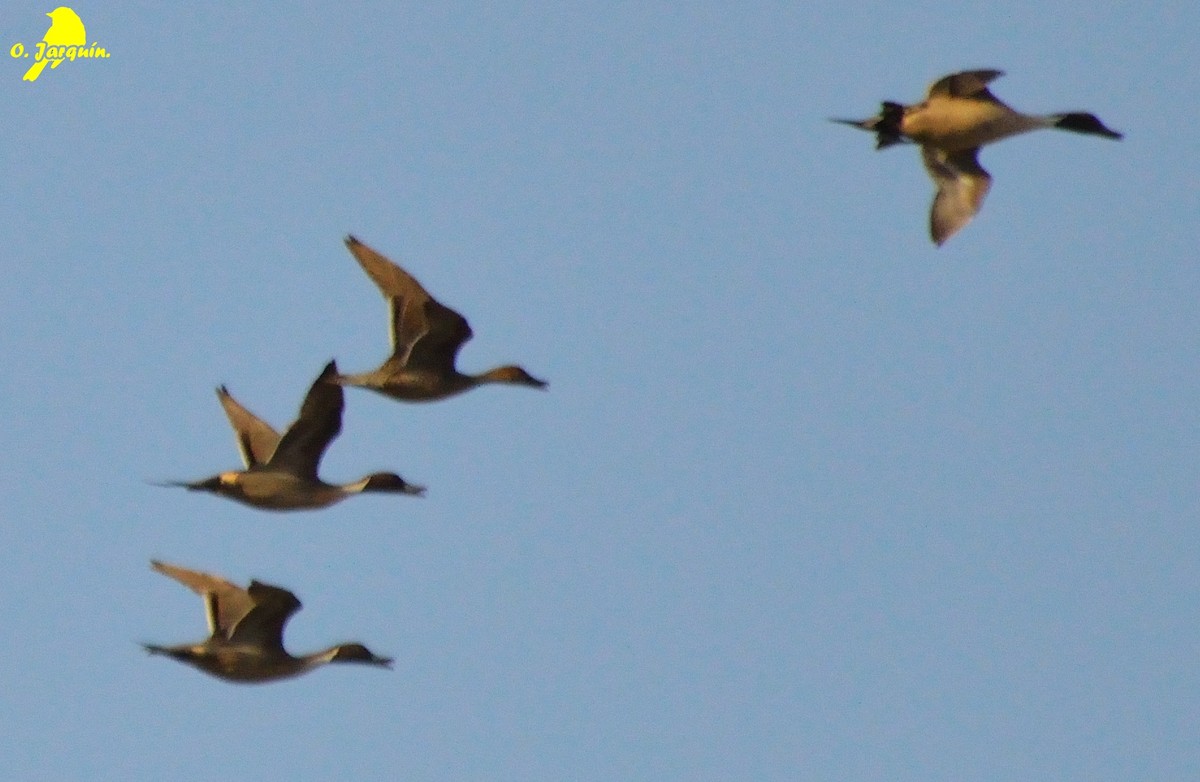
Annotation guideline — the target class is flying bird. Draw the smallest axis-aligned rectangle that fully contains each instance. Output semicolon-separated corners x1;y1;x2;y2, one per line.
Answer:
143;560;393;683
334;235;547;401
832;69;1122;245
157;360;425;510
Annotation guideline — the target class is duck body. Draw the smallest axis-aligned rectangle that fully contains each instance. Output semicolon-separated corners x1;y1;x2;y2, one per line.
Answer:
335;364;543;403
898;93;1045;150
185;470;355;511
833;69;1122;245
145;639;388;683
143;642;317;683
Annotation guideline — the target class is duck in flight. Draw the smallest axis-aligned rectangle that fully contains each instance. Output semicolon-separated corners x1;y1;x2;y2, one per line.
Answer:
159;360;425;510
334;235;547;401
143;560;393;683
832;69;1122;245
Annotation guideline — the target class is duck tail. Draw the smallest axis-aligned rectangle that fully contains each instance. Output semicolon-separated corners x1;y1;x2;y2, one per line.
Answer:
142;643;189;661
873;102;906;149
831;101;908;150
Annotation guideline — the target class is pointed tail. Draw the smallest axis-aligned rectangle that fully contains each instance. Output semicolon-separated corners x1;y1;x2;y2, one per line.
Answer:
831;102;907;150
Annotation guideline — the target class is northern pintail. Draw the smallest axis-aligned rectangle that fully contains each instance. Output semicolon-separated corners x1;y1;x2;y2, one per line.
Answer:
833;69;1122;245
160;360;425;510
144;560;393;683
333;235;547;401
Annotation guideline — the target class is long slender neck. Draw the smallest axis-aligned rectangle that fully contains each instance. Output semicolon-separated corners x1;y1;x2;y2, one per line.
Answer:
297;647;342;670
469;368;507;386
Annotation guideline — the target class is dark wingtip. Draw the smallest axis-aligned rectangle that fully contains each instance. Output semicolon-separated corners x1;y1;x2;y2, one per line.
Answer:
318;359;339;380
344;234;362;248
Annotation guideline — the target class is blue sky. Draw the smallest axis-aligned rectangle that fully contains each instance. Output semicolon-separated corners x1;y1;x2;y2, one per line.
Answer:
3;2;1198;780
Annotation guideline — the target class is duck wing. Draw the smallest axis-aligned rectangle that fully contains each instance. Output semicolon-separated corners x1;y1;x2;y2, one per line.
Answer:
923;146;992;246
216;386;281;468
228;580;302;650
266;361;343;479
344;235;474;373
402;299;473;373
151;560;257;641
926;69;1004;102
379;292;473;376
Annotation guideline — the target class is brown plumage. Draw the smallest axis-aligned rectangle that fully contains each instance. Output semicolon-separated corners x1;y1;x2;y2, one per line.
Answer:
144;560;393;683
157;360;425;510
333;235;548;401
832;69;1122;245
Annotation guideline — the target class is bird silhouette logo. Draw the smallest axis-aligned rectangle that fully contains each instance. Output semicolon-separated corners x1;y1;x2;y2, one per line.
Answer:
9;7;109;83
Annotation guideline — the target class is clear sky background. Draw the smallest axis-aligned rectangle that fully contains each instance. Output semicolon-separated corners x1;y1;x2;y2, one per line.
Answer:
3;2;1197;780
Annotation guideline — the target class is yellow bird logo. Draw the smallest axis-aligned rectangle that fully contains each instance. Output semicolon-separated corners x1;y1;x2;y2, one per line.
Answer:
22;7;86;82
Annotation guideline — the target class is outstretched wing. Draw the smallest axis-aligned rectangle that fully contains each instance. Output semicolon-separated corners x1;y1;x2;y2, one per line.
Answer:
266;362;343;479
402;299;473;373
922;147;992;246
926;69;1004;101
228;580;302;650
216;386;281;468
151;560;256;641
345;235;473;372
